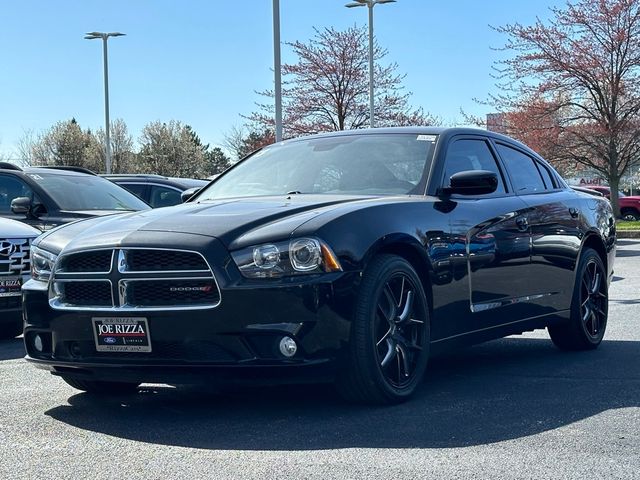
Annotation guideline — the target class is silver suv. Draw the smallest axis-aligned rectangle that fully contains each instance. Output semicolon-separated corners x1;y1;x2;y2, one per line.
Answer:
1;217;39;338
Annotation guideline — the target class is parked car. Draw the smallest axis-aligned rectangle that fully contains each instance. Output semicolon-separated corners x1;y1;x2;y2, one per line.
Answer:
0;217;39;338
102;174;208;208
581;185;640;220
22;127;615;404
0;163;150;230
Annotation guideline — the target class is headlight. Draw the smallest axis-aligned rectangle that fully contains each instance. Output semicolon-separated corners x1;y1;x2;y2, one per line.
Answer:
232;237;342;279
31;246;58;282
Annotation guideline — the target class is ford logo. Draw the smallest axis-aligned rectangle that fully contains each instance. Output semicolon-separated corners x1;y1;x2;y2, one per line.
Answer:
104;337;117;344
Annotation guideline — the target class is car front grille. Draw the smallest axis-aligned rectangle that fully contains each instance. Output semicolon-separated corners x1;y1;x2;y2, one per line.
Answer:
59;251;113;273
61;281;113;307
50;248;221;311
124;249;209;272
0;238;32;276
126;279;220;307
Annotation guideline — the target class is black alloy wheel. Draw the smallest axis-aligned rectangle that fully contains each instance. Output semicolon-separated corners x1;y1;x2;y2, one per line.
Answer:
548;248;608;350
336;254;430;404
374;272;426;389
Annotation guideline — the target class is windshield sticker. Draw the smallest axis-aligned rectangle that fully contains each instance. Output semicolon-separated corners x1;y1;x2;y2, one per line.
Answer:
416;135;437;142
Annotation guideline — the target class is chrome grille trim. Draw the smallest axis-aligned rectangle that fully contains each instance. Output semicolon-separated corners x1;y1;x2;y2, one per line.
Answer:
0;238;32;276
49;248;221;311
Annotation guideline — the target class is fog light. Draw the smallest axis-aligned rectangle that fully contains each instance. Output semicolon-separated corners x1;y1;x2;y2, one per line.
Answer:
34;334;43;352
279;336;297;357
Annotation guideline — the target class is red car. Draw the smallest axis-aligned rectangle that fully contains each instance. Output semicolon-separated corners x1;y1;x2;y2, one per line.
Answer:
582;185;640;221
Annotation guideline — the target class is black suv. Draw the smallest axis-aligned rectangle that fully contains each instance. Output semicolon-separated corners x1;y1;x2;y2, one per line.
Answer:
0;163;150;230
103;174;208;208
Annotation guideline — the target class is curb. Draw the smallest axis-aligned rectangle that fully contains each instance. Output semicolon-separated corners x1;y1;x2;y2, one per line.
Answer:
616;230;640;239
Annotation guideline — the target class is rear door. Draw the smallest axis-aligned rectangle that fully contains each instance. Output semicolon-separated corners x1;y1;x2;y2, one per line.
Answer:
494;142;580;313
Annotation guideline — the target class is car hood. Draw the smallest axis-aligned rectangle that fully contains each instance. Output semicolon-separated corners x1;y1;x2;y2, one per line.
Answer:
34;195;386;254
0;218;41;237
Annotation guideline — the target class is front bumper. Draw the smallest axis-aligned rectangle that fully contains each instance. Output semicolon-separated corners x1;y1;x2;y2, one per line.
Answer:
0;296;22;326
23;272;359;385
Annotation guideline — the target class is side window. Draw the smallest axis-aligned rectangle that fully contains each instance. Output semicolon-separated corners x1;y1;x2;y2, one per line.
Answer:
149;185;181;208
0;176;34;214
536;162;556;189
119;183;147;200
443;139;506;194
496;144;546;194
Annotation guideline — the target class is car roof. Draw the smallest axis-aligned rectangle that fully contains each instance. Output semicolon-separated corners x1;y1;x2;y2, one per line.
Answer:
278;126;534;153
103;174;208;188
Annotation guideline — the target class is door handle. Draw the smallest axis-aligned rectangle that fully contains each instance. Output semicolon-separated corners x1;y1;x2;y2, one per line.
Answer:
516;216;528;231
569;207;580;218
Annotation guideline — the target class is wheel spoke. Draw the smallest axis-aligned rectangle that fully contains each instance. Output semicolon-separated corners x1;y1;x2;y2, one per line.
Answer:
398;276;405;307
380;338;397;368
589;311;599;335
376;327;393;347
397;343;411;379
381;285;398;322
397;290;414;324
590;271;601;296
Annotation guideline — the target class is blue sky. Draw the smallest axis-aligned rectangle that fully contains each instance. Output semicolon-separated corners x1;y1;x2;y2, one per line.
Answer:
0;0;562;159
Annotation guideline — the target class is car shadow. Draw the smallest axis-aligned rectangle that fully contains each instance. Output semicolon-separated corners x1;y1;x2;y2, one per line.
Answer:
0;337;25;361
44;337;639;450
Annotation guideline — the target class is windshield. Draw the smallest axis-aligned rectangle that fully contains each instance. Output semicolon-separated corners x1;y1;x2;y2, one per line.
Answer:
196;133;437;201
27;172;150;211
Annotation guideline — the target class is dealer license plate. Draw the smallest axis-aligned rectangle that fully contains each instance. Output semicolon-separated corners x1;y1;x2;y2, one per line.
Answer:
92;317;152;353
0;276;21;297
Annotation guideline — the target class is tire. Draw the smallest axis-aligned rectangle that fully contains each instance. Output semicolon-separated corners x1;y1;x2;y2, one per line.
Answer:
621;210;640;221
548;248;608;350
336;254;430;404
0;320;23;340
61;377;140;394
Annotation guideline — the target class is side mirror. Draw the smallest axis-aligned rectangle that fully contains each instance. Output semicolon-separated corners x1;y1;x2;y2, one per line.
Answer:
181;187;201;203
10;196;32;215
441;170;498;196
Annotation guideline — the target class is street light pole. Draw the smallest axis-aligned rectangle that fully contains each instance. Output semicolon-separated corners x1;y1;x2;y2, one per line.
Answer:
345;0;396;128
273;0;283;142
84;31;126;174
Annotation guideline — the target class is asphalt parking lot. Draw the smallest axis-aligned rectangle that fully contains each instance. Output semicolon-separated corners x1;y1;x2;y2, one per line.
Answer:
1;241;638;480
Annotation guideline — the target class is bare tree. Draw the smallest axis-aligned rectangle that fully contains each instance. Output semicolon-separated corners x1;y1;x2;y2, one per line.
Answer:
31;119;97;169
246;26;438;138
15;129;36;166
95;119;135;173
137;120;208;178
493;0;640;216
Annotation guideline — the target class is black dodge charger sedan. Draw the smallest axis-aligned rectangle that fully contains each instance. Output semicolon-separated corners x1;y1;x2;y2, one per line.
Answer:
23;127;615;404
